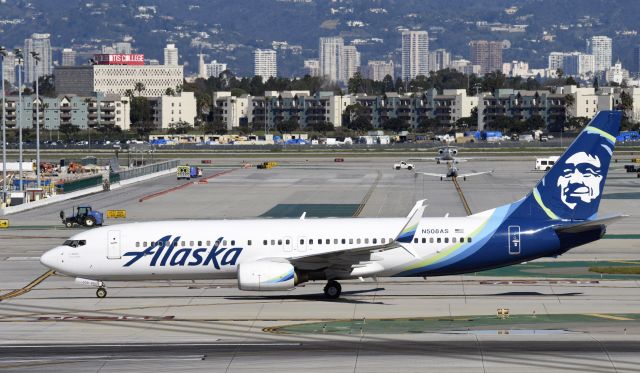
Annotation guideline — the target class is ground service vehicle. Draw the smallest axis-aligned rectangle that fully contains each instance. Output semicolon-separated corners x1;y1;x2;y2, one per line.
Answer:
60;206;104;228
535;156;560;171
177;166;190;180
394;161;414;170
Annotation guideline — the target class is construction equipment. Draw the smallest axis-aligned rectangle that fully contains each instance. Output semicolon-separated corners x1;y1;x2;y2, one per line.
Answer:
257;161;278;169
60;206;104;228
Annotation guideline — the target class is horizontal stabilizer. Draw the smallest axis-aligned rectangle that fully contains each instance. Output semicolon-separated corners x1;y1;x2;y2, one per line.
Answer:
554;215;628;234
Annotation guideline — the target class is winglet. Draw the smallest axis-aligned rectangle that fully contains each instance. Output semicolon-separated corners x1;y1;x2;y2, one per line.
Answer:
300;212;306;220
396;200;427;243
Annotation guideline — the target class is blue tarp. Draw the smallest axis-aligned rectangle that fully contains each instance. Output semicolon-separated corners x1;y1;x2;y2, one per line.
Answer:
285;139;309;145
617;131;639;143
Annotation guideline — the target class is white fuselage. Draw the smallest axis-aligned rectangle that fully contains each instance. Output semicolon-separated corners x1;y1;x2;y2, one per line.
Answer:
42;212;492;282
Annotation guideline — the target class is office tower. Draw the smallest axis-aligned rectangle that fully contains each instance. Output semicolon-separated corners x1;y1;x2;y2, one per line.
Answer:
163;44;179;66
342;45;360;82
365;60;394;81
469;40;503;75
588;36;612;72
401;30;429;80
303;59;320;77
253;49;277;79
1;51;16;86
61;48;76;66
428;49;451;72
319;37;344;82
24;33;53;83
206;60;228;78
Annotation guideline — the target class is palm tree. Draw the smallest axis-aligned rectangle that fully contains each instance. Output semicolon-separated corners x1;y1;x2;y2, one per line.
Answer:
124;89;134;101
134;82;145;97
165;87;175;96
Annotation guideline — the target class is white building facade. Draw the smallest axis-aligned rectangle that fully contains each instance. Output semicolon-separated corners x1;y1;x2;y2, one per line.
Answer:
24;33;52;83
319;37;343;83
428;49;450;72
341;45;360;82
365;60;394;81
254;49;277;80
401;30;429;80
152;92;198;130
163;44;179;66
588;36;612;72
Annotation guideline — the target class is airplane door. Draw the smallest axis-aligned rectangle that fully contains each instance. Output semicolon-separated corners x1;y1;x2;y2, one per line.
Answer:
508;226;521;255
283;237;293;252
107;231;121;259
296;237;307;252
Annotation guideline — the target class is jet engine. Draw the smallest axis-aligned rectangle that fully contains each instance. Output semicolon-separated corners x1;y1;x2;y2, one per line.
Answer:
451;149;458;155
237;261;297;291
438;148;444;155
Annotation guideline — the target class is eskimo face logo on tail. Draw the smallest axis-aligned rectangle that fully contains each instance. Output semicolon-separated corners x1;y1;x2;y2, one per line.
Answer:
123;236;242;269
557;152;603;210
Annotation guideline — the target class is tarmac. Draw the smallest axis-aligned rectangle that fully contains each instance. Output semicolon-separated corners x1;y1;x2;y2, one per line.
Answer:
1;154;639;372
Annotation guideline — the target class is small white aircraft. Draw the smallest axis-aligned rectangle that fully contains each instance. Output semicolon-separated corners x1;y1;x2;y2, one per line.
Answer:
410;146;472;164
417;163;493;181
41;111;625;300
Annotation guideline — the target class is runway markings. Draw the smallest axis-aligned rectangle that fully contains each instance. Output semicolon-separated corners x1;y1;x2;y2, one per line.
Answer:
587;313;634;321
37;315;175;321
353;170;382;217
138;169;236;203
0;270;55;302
452;177;472;216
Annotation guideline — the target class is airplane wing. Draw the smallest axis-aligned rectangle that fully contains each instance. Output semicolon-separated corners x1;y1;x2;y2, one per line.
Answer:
553;215;627;234
416;172;448;179
288;200;428;277
457;170;494;178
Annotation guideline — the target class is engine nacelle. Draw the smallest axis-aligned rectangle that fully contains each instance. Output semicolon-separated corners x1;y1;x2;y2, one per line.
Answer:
438;148;444;155
451;149;458;155
237;261;296;291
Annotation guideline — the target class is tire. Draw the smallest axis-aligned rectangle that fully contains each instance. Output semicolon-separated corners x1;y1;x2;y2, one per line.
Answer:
96;287;107;298
323;280;342;299
84;217;96;227
407;166;413;171
65;221;73;228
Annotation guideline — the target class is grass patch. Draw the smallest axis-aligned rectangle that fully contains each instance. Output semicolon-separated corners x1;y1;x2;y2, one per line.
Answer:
589;266;640;275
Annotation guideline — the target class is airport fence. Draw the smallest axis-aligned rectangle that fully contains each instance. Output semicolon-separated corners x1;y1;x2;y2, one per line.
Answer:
56;175;104;194
109;160;179;183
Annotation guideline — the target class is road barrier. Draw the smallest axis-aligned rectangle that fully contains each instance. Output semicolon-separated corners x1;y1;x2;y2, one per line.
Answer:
110;160;179;183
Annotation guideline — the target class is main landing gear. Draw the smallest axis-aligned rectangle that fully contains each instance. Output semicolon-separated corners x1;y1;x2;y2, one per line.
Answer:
323;280;342;299
96;287;107;298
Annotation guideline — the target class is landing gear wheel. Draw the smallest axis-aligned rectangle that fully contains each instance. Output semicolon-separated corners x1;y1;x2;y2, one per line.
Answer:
324;280;342;299
96;287;107;298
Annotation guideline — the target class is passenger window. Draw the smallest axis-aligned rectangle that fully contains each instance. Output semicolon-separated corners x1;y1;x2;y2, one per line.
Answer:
231;240;236;246
460;237;464;243
277;240;282;245
468;237;472;243
198;241;202;246
181;241;185;246
143;241;148;247
373;238;377;244
430;238;434;243
189;241;194;246
151;241;155;246
285;239;290;245
422;238;426;243
317;239;322;245
413;238;418;243
381;238;386;244
452;237;457;243
341;239;346;244
300;239;304;244
248;240;252;246
223;240;227;246
310;239;314;244
357;238;361;244
206;240;210;246
271;240;275;245
349;238;353;244
365;238;369;244
263;240;268;245
437;238;441;243
325;239;330;244
136;242;140;248
334;239;338;244
445;238;449;243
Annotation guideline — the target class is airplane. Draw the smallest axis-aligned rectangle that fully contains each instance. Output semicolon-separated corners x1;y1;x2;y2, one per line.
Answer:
41;111;624;300
417;163;493;181
410;146;472;164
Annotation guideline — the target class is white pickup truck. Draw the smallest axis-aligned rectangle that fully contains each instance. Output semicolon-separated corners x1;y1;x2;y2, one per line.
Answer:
393;161;414;170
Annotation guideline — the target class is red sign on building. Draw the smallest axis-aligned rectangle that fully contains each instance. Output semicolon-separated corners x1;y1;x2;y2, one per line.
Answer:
93;54;145;65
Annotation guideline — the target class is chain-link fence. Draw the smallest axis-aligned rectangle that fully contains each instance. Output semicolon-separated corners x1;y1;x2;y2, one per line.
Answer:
110;160;179;183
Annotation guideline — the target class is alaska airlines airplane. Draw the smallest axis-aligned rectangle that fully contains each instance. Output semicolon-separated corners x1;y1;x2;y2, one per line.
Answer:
41;111;624;299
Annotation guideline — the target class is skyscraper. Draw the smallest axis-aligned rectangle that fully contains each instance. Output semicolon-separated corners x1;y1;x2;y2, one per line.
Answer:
401;30;429;80
24;33;52;83
365;60;394;81
163;44;179;66
303;59;320;77
428;49;451;72
253;49;277;79
342;45;360;82
319;37;343;82
61;48;76;66
206;60;228;78
198;52;206;78
588;36;612;72
469;40;503;75
1;51;16;86
634;45;640;74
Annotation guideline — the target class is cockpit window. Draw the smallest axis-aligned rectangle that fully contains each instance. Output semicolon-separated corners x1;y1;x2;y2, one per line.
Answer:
63;240;86;247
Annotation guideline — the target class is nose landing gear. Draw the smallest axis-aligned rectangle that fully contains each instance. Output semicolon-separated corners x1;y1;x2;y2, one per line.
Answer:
96;287;107;298
323;280;342;299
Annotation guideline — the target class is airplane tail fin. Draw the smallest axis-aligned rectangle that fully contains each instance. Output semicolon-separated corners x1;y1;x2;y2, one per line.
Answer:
511;111;622;221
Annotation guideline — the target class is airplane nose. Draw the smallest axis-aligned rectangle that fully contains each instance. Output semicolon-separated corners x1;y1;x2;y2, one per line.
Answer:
40;247;62;270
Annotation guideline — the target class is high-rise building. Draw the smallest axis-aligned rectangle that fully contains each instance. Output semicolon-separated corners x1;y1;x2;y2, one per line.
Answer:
428;49;451;72
365;60;394;81
24;33;53;83
1;51;16;86
164;44;179;66
253;49;277;79
206;60;228;78
588;36;612;72
469;40;503;75
342;45;360;82
563;53;595;76
319;37;343;82
114;42;132;54
634;45;640;74
61;48;76;66
548;52;566;71
401;30;429;80
198;53;206;78
303;59;320;77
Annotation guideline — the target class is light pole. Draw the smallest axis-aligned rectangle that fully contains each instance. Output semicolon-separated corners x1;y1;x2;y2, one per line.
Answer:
31;51;41;189
14;49;23;192
1;46;7;204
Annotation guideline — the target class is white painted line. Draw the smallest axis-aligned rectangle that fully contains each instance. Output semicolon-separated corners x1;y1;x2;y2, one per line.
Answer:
5;257;40;261
0;342;303;348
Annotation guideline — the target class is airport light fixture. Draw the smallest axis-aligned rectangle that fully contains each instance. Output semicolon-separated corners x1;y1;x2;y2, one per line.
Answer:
14;49;23;192
1;46;6;204
31;51;41;189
